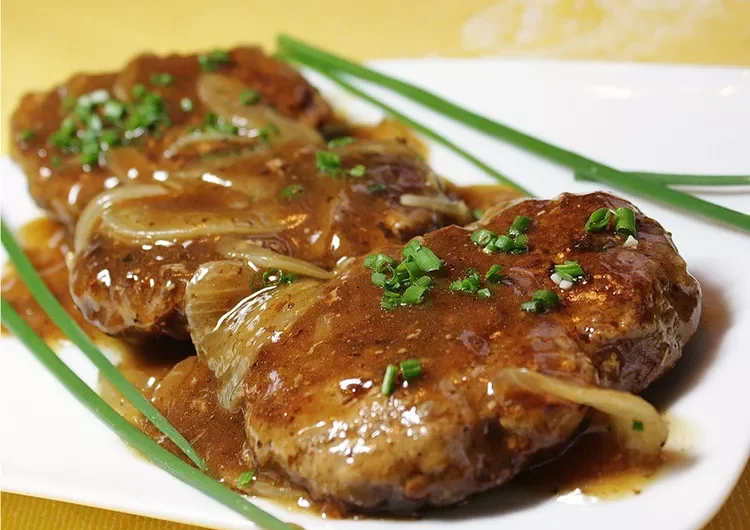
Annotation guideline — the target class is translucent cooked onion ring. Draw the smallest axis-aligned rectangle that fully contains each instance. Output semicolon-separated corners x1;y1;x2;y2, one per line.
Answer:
74;184;169;253
495;368;668;457
105;147;155;181
162;132;266;159
217;238;333;280
400;194;471;222
197;73;322;144
186;260;322;409
100;206;285;245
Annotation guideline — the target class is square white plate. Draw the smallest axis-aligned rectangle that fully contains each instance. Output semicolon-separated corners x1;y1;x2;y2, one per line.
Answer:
1;59;749;530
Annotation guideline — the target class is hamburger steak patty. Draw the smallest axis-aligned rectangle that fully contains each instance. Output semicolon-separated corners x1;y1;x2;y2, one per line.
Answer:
70;141;465;340
187;192;701;511
9;47;333;227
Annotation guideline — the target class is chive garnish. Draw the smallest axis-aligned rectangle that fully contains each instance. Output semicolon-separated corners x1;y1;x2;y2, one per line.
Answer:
472;209;484;220
239;89;261;105
477;288;492;299
277;35;750;232
555;261;585;282
400;359;423;381
585;208;612;232
315;150;341;173
199;50;232;71
0;222;204;468
262;269;298;286
280;184;304;198
614;207;637;236
470;228;496;247
403;240;441;272
522;289;560;313
236;470;256;488
633;420;645;432
19;129;36;142
508;215;532;237
328;136;354;147
485;264;504;283
450;269;482;294
1;302;291;530
365;241;442;308
574;169;750;187
381;364;398;395
349;164;366;177
150;73;174;86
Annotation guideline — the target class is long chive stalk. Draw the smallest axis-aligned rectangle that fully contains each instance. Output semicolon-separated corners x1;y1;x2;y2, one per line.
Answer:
277;35;750;232
576;170;750;187
0;221;204;469
1;300;291;530
277;53;532;197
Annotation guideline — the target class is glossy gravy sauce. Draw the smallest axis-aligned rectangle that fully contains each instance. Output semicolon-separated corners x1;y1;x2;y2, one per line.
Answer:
2;215;683;519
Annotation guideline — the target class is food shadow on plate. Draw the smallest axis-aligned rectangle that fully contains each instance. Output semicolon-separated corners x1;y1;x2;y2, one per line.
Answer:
643;274;731;410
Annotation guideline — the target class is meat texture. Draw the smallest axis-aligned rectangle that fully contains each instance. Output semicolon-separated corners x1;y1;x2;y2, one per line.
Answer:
186;192;701;512
70;140;467;339
9;47;333;226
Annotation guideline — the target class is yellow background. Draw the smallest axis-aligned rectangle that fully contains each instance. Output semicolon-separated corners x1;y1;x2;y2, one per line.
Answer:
1;0;749;528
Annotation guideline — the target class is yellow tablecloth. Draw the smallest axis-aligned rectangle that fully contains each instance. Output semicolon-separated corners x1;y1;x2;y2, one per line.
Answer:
1;1;749;528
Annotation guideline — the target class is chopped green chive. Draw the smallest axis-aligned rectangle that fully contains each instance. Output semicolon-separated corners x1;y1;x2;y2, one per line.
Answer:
476;287;492;299
614;207;637;237
403;240;441;272
555;261;585;282
349;164;366;177
315;150;341;173
368;242;442;309
450;269;482;294
199;50;232;71
328;136;354;148
19;129;36;142
131;83;147;99
632;420;645;432
522;290;560;313
102;100;126;122
485;264;504;283
585;207;613;232
239;89;261;105
513;233;528;252
236;470;255;488
400;359;423;381
401;283;428;305
508;215;532;237
280;184;304;198
472;209;484;221
487;235;514;254
61;95;76;111
50;156;63;168
470;228;496;247
180;97;194;112
257;124;280;143
150;73;174;86
368;183;387;193
364;253;397;272
381;364;399;395
203;112;238;135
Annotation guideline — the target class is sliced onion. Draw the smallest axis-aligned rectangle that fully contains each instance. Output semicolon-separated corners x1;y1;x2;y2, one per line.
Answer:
186;260;322;409
105;147;155;181
217;238;333;280
400;194;471;222
162;132;266;159
100;205;285;245
495;368;668;457
197;73;322;144
74;184;169;253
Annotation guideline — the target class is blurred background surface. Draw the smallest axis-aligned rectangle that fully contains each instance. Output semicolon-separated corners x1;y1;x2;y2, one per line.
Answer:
1;0;749;528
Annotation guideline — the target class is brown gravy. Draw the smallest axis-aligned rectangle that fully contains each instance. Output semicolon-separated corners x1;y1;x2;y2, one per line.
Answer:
3;215;679;519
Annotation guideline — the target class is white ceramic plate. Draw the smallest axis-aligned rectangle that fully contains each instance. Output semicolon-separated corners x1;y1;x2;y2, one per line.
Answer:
1;59;749;530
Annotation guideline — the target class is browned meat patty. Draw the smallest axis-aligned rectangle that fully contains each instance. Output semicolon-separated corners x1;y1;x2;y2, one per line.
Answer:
70;140;468;340
186;192;700;512
9;47;333;227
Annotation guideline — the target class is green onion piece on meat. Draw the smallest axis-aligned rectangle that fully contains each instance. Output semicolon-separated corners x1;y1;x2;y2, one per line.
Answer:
349;164;366;177
585;208;612;232
381;364;399;395
150;73;174;86
485;264;504;283
476;287;492;299
470;228;496;247
614;207;637;236
180;98;194;112
240;89;261;105
508;215;532;236
279;184;304;198
328;136;354;147
555;260;585;282
315;150;341;173
400;359;423;381
236;471;255;488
